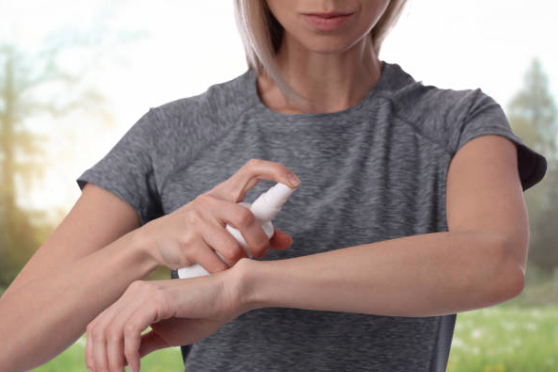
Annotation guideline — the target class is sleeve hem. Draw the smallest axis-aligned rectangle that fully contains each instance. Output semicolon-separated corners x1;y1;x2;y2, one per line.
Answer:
456;130;547;192
76;171;148;225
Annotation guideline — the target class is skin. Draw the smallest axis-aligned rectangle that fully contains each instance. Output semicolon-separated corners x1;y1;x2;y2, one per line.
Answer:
83;2;394;371
0;158;298;372
84;160;299;372
80;1;525;372
258;0;389;114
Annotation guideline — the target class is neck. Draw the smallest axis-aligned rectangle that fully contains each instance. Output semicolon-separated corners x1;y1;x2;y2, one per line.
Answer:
257;35;383;114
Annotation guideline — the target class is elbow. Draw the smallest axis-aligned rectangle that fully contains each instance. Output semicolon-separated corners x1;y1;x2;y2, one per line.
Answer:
493;238;526;303
501;236;526;300
503;264;525;300
468;235;525;308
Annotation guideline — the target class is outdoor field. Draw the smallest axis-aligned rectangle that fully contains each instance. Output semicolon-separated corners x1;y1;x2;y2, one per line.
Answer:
2;3;557;371
28;303;558;372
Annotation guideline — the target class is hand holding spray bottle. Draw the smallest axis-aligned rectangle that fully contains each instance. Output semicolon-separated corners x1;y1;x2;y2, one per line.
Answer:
177;182;296;279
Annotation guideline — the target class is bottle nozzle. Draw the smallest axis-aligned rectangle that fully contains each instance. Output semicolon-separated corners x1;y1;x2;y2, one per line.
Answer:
250;182;296;222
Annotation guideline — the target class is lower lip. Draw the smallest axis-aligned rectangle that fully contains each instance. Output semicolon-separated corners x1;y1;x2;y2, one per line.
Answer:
303;14;354;31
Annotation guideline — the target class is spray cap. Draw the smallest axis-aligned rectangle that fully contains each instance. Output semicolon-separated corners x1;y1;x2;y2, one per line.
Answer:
250;182;296;222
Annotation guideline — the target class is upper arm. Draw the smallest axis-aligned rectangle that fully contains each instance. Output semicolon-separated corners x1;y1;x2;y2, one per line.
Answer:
2;183;141;298
446;135;528;284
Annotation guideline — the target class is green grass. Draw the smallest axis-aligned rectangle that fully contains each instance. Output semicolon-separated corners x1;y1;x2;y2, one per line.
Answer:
447;305;558;372
27;305;557;372
29;331;184;372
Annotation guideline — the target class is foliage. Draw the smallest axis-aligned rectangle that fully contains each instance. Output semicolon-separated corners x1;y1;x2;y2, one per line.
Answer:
0;19;144;287
508;58;558;159
507;58;558;273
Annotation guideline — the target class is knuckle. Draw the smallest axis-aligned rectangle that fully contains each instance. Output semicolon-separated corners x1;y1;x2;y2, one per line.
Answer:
221;242;242;264
279;163;291;173
185;208;204;228
141;281;156;295
107;360;123;371
123;322;137;336
235;208;256;228
246;158;261;167
222;233;243;255
179;226;197;247
126;319;142;335
193;193;206;204
194;192;214;207
124;346;136;357
129;280;144;291
90;325;104;340
253;239;269;257
106;328;121;343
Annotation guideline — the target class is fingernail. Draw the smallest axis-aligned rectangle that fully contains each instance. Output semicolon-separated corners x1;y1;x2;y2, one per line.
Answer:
288;172;300;187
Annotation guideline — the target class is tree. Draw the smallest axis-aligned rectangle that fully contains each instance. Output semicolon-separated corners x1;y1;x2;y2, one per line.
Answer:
508;58;558;160
0;20;144;287
507;57;558;273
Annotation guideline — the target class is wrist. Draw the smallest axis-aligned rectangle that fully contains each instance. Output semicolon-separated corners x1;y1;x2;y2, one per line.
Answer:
129;226;159;275
230;258;267;314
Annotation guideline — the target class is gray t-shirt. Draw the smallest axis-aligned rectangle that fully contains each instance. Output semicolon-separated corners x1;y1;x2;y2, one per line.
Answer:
76;62;547;372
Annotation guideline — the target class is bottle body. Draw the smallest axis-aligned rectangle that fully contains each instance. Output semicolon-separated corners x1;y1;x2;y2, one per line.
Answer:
176;202;274;279
176;182;295;279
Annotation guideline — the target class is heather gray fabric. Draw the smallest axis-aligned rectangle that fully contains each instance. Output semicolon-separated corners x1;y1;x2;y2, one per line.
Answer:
76;62;547;372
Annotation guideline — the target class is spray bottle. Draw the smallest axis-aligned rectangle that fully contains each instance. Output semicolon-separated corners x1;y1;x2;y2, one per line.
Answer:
177;182;296;279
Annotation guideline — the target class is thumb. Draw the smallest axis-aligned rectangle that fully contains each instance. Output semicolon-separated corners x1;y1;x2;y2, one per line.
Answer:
269;227;292;251
138;330;170;359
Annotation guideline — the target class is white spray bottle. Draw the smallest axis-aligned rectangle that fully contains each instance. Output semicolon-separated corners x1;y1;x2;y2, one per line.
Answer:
177;182;296;279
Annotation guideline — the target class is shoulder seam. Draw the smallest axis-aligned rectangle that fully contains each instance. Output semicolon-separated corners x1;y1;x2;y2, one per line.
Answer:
144;107;165;193
375;93;453;157
157;95;259;196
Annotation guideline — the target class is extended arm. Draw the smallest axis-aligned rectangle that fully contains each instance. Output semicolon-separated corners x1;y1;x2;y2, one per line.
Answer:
0;185;157;372
236;135;528;317
236;230;522;316
78;137;530;371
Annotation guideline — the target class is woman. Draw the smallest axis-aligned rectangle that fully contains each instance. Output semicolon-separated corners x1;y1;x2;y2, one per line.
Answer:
0;1;547;371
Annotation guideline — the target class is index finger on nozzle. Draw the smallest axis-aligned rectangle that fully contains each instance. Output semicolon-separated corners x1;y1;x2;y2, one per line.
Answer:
209;159;300;202
287;172;301;188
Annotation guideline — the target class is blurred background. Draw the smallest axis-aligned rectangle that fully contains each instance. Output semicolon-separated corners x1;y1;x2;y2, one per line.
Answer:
0;0;556;371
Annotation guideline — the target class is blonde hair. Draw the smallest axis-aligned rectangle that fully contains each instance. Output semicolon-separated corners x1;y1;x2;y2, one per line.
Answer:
233;0;408;109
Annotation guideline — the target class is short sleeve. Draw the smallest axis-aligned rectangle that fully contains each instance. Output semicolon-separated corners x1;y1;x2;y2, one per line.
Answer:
76;109;163;225
450;89;547;192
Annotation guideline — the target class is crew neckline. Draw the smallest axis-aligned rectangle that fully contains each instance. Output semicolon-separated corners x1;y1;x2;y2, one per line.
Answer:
245;61;393;121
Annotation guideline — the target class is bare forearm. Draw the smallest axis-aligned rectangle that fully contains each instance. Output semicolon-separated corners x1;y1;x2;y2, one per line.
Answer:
239;231;523;317
0;231;158;372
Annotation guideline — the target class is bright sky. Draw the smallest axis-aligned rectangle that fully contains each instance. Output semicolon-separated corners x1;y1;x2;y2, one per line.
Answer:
1;0;557;222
